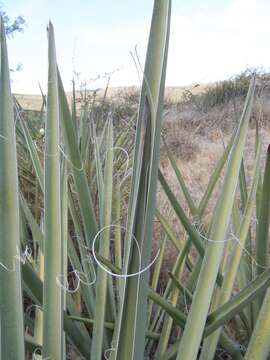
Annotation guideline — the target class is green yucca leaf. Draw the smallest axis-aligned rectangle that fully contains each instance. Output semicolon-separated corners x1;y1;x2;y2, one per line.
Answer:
245;287;270;359
80;104;90;161
233;206;252;322
156;209;193;271
155;266;183;356
159;171;224;286
158;170;205;256
156;209;184;251
176;76;256;360
239;160;248;208
149;288;243;357
148;289;186;327
19;116;44;191
255;145;270;299
198;136;234;216
63;314;91;358
148;234;167;324
60;158;68;358
162;136;197;216
69;315;160;340
0;16;25;359
155;268;270;360
114;176;122;271
148;243;191;348
19;202;31;248
160;334;244;360
206;266;270;335
146;238;191;351
91;120;114;359
92;123;105;223
22;261;43;305
21;261;91;358
67;232;94;315
245;146;270;359
71;79;77;136
234;164;253;327
34;250;44;351
66;188;95;315
168;272;193;302
57;69;98;247
149;267;270;339
199;140;262;359
112;2;171;358
42;22;63;358
253;143;270;322
20;193;44;249
66;293;90;342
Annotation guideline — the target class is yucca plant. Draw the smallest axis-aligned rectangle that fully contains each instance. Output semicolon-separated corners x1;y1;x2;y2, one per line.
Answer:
1;0;270;359
0;16;25;360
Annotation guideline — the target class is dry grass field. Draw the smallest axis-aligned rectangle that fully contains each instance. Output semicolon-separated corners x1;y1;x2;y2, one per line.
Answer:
158;113;270;282
14;84;208;111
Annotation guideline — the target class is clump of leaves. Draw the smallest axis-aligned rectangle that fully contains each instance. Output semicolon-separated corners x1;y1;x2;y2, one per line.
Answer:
182;68;270;112
0;6;25;37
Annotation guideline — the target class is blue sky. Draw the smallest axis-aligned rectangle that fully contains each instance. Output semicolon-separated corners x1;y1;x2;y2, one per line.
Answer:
3;0;270;93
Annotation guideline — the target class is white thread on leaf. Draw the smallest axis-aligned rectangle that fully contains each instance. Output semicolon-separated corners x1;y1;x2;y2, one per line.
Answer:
0;105;23;142
56;255;96;293
79;255;97;286
56;271;80;294
92;225;160;278
230;232;268;270
104;340;117;360
58;144;84;171
0;134;8;140
194;217;268;273
33;347;52;360
25;304;42;317
15;245;32;264
183;287;189;314
0;245;32;272
112;146;130;185
134;44;157;119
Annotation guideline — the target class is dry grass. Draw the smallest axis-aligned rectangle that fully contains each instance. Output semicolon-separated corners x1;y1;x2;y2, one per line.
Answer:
14;94;44;111
14;84;208;111
158;96;270;275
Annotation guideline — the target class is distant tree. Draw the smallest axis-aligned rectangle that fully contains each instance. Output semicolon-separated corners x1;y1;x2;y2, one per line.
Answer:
0;5;25;73
0;4;25;37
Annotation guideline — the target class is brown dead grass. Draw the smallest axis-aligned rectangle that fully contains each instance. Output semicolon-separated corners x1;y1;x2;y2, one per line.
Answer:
157;96;270;278
14;84;209;111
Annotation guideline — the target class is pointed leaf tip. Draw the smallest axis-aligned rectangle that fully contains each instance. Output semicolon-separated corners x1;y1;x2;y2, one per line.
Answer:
46;21;54;36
